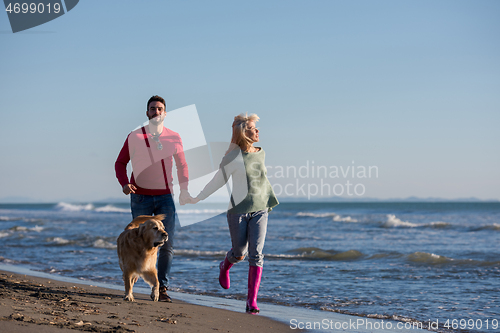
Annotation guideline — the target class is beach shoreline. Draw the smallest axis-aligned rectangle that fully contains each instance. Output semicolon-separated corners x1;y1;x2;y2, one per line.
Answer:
0;264;435;333
0;268;299;333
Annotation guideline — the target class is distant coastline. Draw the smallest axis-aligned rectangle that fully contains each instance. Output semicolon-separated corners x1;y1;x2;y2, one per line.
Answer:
0;195;498;204
277;196;500;203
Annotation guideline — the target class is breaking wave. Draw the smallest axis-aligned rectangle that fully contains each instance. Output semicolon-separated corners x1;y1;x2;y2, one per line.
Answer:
56;202;95;212
382;215;450;228
474;223;500;231
333;215;358;222
296;212;357;222
94;205;130;213
406;251;500;266
49;237;71;245
383;214;420;227
56;202;130;214
93;239;117;249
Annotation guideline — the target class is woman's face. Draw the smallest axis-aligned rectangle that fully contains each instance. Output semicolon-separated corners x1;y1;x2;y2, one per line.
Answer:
246;120;259;143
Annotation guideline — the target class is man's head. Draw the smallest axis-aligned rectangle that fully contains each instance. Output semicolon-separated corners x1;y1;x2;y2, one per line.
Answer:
146;95;167;122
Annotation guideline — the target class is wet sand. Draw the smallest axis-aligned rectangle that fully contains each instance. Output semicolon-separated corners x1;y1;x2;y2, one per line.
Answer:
0;270;299;333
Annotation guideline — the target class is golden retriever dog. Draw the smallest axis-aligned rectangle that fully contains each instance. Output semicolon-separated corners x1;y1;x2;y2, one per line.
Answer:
117;214;168;301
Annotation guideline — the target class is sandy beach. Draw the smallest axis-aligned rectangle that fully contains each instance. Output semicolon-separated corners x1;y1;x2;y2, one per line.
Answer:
0;270;298;333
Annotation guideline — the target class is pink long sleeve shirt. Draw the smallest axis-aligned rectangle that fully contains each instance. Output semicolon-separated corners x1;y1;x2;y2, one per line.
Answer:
115;126;189;196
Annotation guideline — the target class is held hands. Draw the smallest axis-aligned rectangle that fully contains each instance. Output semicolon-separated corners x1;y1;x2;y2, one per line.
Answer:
122;186;200;204
123;184;137;195
179;190;201;205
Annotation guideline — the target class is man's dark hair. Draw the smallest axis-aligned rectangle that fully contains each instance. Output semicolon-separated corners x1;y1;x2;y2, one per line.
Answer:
147;95;166;110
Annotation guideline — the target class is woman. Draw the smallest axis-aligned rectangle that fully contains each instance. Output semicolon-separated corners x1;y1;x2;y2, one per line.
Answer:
192;113;278;314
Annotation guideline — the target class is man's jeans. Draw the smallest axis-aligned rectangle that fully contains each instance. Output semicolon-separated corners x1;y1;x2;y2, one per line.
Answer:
131;193;175;288
226;210;268;267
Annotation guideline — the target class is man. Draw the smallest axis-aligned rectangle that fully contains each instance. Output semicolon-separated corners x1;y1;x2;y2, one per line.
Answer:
115;95;192;302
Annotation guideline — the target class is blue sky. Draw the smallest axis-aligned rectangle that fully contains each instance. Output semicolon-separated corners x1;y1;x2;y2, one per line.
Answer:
1;0;499;202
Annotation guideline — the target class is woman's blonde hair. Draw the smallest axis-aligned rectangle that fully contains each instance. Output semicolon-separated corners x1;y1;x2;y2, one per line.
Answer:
228;113;260;152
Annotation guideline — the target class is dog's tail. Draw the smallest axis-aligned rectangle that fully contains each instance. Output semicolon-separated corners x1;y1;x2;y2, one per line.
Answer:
124;214;166;230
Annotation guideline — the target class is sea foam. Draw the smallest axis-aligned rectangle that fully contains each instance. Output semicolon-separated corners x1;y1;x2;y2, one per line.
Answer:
56;202;94;211
383;214;419;227
94;205;130;213
93;239;117;249
50;237;70;245
333;215;358;222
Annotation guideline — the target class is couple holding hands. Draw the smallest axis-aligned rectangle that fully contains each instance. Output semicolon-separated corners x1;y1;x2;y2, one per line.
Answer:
115;95;278;313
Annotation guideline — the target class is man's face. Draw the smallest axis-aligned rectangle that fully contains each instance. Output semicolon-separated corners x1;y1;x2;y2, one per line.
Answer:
147;101;166;123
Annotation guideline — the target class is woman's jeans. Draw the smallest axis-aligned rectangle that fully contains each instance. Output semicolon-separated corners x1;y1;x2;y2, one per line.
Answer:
226;210;268;267
131;193;175;288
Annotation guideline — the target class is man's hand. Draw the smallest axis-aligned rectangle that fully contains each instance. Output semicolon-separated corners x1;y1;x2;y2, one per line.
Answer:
179;190;193;205
123;184;137;195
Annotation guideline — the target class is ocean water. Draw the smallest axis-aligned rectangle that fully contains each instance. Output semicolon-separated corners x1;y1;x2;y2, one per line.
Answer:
1;201;499;332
